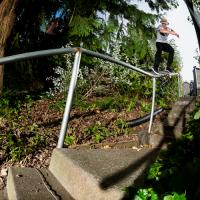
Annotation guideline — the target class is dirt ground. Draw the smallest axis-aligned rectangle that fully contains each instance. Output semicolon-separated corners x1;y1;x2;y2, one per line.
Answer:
0;95;167;191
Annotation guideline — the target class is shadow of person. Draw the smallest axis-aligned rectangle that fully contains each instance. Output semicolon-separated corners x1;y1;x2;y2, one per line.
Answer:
99;97;198;199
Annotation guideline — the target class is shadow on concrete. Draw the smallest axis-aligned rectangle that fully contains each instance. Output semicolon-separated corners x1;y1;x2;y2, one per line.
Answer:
99;97;198;199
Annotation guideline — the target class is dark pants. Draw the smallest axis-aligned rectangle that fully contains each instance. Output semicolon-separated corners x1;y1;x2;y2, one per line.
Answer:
154;42;174;70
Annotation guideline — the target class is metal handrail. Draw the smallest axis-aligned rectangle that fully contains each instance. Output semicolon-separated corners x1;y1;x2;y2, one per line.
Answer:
0;47;180;148
0;48;76;65
81;48;179;78
193;66;200;96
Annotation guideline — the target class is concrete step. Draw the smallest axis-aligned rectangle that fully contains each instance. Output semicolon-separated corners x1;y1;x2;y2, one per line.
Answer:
178;96;200;102
0;189;7;200
151;96;197;137
7;167;74;200
152;123;186;138
5;97;200;200
163;116;190;127
173;97;199;112
49;148;157;200
174;100;195;106
165;115;185;126
168;105;194;117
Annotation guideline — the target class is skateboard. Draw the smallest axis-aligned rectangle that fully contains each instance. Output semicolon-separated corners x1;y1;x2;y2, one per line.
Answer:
151;70;173;78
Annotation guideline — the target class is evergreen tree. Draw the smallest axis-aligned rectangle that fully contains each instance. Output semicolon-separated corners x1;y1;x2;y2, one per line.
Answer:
2;0;182;92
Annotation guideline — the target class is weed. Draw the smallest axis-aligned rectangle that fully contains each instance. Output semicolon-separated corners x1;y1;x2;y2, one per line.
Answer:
95;97;114;110
92;95;137;112
131;102;200;199
114;118;129;135
134;188;158;200
49;99;66;111
84;123;112;143
73;96;90;111
126;96;138;112
1;128;46;161
64;135;75;145
141;100;151;114
157;98;167;108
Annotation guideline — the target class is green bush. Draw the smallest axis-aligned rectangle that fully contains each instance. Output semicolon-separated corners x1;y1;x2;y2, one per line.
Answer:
130;103;200;199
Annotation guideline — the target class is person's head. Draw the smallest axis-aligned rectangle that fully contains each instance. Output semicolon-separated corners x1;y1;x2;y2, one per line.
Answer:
160;17;169;27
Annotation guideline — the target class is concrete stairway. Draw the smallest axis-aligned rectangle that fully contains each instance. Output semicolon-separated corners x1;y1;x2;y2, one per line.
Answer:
7;167;74;200
5;97;200;200
0;189;7;200
150;96;199;147
6;148;157;200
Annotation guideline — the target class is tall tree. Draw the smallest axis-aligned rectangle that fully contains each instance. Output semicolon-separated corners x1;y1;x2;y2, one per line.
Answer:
0;0;19;93
4;0;64;91
184;0;200;48
2;0;180;92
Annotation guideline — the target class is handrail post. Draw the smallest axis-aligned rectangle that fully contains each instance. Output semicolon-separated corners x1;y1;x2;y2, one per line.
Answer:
178;73;181;97
57;50;82;148
148;77;156;133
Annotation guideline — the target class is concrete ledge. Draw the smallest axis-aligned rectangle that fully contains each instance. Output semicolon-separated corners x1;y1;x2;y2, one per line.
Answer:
7;167;73;200
0;189;7;200
7;168;55;200
69;140;139;150
49;148;157;200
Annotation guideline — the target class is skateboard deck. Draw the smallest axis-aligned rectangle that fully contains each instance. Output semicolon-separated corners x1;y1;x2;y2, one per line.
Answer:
151;70;174;77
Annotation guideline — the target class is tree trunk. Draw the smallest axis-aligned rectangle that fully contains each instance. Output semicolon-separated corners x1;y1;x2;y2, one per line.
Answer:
0;0;19;93
184;0;200;49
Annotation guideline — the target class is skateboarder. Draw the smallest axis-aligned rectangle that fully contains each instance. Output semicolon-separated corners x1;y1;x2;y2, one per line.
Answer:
152;17;179;75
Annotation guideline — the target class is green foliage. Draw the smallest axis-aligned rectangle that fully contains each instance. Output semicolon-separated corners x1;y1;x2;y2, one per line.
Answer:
131;102;200;199
163;193;186;200
134;188;158;200
126;96;138;112
147;160;162;180
83;117;130;143
157;98;167;108
94;95;137;112
4;0;181;93
72;97;90;111
46;54;73;96
70;16;102;37
115;118;128;129
0;98;19;117
0;92;47;161
95;97;115;110
156;76;179;104
72;94;138;113
84;123;112;143
194;109;200;119
64;135;75;145
140;101;152;114
46;41;180;115
0;92;35;119
115;118;129;135
0;131;46;161
49;99;66;111
125;187;186;200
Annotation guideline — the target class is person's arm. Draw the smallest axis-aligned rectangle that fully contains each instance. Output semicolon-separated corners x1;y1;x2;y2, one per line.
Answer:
159;27;179;38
